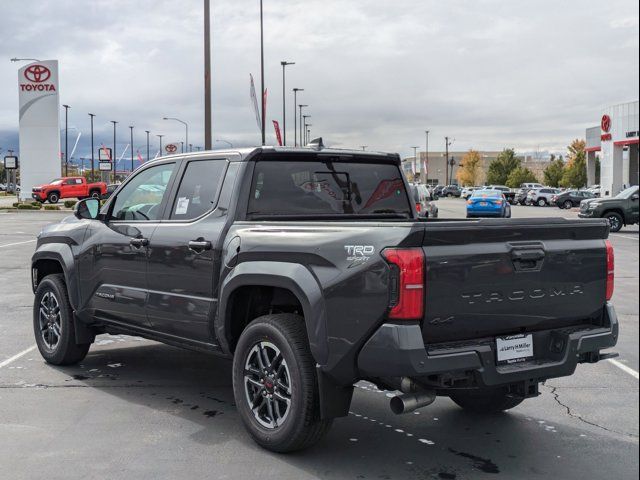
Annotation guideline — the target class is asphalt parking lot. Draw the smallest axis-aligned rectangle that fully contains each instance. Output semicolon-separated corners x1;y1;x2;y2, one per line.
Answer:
0;200;638;480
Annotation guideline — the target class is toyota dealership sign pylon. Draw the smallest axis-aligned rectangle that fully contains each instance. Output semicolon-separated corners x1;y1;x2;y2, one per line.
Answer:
17;60;61;201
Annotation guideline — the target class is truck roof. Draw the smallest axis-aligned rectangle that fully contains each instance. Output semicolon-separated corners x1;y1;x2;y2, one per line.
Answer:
145;145;400;165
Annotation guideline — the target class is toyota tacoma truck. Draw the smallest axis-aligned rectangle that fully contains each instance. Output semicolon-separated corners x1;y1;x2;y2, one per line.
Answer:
31;144;618;452
32;176;107;203
579;185;639;232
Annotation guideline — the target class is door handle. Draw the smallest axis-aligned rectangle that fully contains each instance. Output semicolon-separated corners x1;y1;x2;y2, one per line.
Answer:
188;239;212;252
130;237;149;248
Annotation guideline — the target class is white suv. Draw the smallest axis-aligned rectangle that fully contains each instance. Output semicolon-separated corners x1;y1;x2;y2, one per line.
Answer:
527;187;561;206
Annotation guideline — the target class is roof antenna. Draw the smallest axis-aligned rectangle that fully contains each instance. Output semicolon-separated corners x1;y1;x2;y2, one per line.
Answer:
308;137;324;150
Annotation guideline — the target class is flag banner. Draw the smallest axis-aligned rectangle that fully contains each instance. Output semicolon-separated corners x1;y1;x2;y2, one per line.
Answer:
137;150;143;162
272;120;283;146
263;88;268;127
249;74;261;131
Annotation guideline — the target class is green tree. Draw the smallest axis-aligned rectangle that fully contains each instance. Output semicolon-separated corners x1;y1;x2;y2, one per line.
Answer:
543;157;565;187
506;167;539;188
486;148;521;185
456;149;484;186
560;139;587;188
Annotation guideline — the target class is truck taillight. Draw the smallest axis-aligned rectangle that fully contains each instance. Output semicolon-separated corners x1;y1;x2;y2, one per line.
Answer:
605;240;614;301
381;248;425;320
415;202;422;213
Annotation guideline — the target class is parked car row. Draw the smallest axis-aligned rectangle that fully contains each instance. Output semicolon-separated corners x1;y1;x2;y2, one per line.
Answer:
410;183;438;218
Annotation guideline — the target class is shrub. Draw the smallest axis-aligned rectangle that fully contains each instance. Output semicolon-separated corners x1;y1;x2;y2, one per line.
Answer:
44;205;61;211
17;203;39;210
64;200;77;208
31;201;43;207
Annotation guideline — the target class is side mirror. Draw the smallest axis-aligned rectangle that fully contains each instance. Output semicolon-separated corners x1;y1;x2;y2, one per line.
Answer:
74;198;100;220
631;193;639;201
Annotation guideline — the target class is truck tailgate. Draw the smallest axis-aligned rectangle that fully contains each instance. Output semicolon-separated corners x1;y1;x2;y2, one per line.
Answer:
421;218;610;344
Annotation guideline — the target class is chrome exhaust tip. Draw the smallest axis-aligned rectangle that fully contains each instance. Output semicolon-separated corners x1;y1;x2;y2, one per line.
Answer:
390;391;436;415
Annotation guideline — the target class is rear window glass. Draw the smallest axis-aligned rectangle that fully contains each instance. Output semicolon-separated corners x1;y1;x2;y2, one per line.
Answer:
472;190;501;198
248;160;411;218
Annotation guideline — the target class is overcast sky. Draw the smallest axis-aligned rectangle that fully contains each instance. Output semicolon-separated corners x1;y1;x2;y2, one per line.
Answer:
0;0;638;161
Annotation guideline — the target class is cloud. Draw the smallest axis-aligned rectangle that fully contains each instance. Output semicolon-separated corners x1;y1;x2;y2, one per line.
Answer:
0;0;638;160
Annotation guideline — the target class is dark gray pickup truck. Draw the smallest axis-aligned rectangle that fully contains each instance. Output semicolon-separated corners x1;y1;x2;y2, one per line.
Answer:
31;145;618;452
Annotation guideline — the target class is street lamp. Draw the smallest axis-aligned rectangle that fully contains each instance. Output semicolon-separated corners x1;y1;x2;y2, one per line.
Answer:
157;134;164;157
129;126;134;173
89;113;96;180
298;105;308;147
10;57;41;63
163;117;188;153
259;0;266;146
445;136;454;185
216;139;233;148
302;114;311;145
425;130;430;183
293;88;304;146
204;0;212;149
110;121;118;182
305;125;312;145
63;105;70;176
360;146;368;151
145;130;150;162
411;146;419;180
280;61;294;146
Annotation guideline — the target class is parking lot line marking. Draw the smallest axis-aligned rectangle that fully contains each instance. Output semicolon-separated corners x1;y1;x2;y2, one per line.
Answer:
608;359;639;380
611;234;638;241
0;345;36;369
0;239;36;248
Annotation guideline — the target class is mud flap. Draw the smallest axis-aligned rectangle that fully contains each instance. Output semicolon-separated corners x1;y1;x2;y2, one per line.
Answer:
73;313;96;345
317;366;354;419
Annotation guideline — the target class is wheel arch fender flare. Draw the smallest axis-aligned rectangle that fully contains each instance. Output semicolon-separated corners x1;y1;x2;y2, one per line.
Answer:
31;245;79;310
216;261;328;365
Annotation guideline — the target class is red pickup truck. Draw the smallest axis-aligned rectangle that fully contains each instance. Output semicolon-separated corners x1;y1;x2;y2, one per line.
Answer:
32;177;107;204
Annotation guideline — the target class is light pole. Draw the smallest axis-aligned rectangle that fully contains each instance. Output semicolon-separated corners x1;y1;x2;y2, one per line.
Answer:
157;134;164;157
259;0;266;146
280;61;294;146
216;139;233;148
204;0;212;149
293;88;303;146
425;130;429;183
412;146;419;181
89;113;95;180
360;146;368;151
298;105;308;147
305;124;312;145
145;130;150;162
163;117;188;153
110;121;118;182
129;126;134;173
302;114;311;145
10;57;41;63
63;105;70;176
445;136;454;185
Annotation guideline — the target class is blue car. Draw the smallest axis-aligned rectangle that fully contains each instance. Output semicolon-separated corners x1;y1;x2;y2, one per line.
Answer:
466;189;511;218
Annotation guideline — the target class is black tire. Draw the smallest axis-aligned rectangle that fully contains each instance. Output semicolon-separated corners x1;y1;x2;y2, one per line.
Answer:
450;387;524;413
232;313;332;453
605;212;624;233
563;200;573;210
90;190;101;199
47;192;59;204
33;274;90;365
537;198;547;207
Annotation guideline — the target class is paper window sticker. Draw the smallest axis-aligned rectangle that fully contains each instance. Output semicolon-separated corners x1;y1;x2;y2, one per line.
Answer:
175;197;190;215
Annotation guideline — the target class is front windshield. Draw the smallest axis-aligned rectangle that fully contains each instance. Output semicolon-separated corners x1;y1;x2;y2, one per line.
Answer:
49;178;62;185
615;186;639;199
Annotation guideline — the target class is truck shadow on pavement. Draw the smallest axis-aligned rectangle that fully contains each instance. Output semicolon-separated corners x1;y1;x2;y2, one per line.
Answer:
45;336;635;480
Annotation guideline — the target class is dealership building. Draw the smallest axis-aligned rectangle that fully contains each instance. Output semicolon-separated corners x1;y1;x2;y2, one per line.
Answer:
586;100;639;197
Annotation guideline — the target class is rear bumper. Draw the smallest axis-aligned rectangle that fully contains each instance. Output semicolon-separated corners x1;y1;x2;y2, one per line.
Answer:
357;303;618;387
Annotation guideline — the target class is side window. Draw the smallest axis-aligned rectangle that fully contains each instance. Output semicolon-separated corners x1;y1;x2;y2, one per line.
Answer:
64;179;75;185
170;159;227;220
110;162;176;221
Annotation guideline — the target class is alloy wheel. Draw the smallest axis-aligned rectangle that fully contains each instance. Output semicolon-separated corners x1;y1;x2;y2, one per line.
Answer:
243;341;292;429
39;291;61;350
607;215;621;232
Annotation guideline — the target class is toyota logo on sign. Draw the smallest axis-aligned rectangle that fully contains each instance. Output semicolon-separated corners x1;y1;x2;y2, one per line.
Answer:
165;144;177;153
601;114;611;133
24;64;51;83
